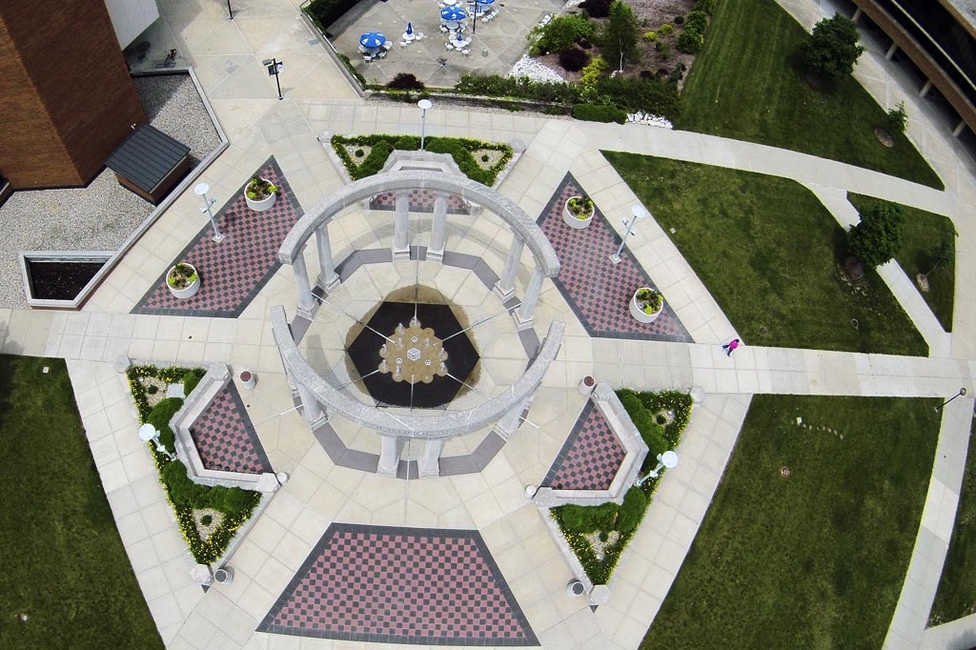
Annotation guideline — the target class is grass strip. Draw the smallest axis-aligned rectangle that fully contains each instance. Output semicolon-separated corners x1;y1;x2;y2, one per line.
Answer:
0;356;162;649
643;394;940;649
677;0;943;189
604;152;927;355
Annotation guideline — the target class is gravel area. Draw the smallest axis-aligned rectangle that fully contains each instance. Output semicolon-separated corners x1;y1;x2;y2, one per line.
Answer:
0;73;220;309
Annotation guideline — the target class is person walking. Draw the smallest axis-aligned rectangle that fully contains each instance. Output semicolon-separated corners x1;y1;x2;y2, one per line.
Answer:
722;338;740;356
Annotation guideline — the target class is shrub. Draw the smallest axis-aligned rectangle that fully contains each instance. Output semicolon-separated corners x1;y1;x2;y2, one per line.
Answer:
394;135;421;150
601;0;641;70
531;15;594;55
578;37;593;50
800;13;865;82
847;201;906;267
355;140;395;179
387;73;425;90
595;75;681;119
659;23;674;36
560;502;618;533
643;31;658;42
182;368;205;396
685;10;709;32
559;48;590;72
677;28;704;54
147;397;183;453
674;15;685;24
656;41;672;59
642;427;669;465
304;0;358;30
572;103;627;124
617;488;647;533
579;56;607;92
579;0;612;18
693;0;718;14
886;101;908;134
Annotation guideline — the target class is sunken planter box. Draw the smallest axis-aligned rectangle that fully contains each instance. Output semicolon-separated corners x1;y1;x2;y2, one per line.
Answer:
245;177;277;212
168;262;200;299
630;287;663;324
20;251;113;309
562;195;594;230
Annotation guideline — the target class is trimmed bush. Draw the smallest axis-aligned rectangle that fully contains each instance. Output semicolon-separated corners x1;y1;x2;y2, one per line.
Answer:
685;10;709;32
394;135;421;151
659;23;674;36
531;15;595;55
848;201;906;267
617;487;648;533
561;502;618;533
579;0;612;18
147;397;183;453
182;368;205;396
387;73;425;90
800;13;865;82
559;48;590;72
677;28;704;54
674;14;685;24
693;0;718;14
572;103;628;124
643;31;659;42
656;41;672;59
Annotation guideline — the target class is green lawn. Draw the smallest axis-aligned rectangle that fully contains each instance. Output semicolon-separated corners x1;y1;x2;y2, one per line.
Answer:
603;152;928;355
848;193;956;332
643;395;940;650
929;417;976;626
0;356;162;650
677;0;943;190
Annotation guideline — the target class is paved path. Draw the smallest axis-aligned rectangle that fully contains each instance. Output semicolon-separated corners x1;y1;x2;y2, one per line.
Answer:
2;0;975;647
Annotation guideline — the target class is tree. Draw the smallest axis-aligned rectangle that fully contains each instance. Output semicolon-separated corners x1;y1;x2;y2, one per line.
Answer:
847;202;905;267
800;13;865;82
602;1;641;73
921;236;955;279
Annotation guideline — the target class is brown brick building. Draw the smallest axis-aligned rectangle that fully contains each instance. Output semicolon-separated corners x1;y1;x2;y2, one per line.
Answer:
0;0;146;189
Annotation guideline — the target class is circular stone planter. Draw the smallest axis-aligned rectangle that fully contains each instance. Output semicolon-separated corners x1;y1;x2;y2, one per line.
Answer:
578;375;595;395
629;288;663;324
562;196;594;230
245;178;277;212
167;263;200;299
239;369;256;390
213;567;235;585
565;580;586;597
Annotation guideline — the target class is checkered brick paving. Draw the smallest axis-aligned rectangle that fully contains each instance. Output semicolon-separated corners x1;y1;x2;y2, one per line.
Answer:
543;401;626;491
370;189;470;214
132;158;301;318
189;382;272;475
538;173;693;342
257;524;539;646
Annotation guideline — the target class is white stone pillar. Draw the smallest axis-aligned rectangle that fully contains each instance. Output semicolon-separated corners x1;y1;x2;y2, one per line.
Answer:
293;249;316;319
418;438;444;477
493;398;530;440
852;7;862;21
884;42;898;61
427;193;449;263
920;80;932;97
314;225;340;292
393;192;411;261
378;435;402;476
493;233;524;301
954;119;967;137
296;383;324;428
513;264;544;331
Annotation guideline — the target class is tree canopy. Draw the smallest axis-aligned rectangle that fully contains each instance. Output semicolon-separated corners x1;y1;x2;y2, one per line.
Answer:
800;13;865;82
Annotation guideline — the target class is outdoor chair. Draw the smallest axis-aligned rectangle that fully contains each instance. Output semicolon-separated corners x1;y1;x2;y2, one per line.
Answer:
435;57;449;74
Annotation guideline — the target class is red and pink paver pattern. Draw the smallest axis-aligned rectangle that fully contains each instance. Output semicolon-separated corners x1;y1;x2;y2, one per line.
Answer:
258;524;539;646
188;383;273;475
369;189;470;214
543;401;626;491
539;174;693;342
132;158;302;318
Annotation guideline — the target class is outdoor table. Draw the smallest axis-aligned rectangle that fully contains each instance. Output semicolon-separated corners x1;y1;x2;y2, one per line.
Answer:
441;0;458;6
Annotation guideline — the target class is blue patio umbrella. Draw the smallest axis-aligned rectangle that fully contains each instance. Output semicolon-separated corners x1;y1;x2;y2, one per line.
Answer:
406;22;414;35
440;6;467;21
360;32;386;49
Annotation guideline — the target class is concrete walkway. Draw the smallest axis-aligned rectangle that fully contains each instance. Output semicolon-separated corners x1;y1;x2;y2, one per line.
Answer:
2;0;975;648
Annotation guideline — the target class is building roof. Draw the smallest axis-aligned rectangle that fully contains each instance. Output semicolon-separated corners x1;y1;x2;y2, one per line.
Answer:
104;124;189;192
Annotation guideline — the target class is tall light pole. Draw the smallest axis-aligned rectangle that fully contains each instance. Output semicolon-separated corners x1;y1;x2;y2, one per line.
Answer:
611;204;646;264
935;387;967;411
262;58;284;100
194;182;224;242
226;0;234;19
418;99;433;151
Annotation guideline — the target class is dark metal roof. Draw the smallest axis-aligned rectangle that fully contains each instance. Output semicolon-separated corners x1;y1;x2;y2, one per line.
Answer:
104;125;190;192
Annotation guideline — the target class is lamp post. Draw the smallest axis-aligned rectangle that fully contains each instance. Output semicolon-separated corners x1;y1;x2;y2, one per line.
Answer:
610;205;646;264
139;423;174;460
262;57;284;100
935;387;967;411
226;0;234;19
194;182;224;242
635;450;678;487
471;0;480;34
418;99;433;151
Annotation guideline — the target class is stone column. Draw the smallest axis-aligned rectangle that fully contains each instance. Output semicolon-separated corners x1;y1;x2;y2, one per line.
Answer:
314;224;341;292
884;43;898;61
852;7;862;21
418;438;444;477
378;435;402;476
920;80;932;98
954;119;967;137
296;383;325;428
493;397;531;440
392;192;411;261
292;249;316;319
493;233;524;301
513;264;544;331
427;193;449;263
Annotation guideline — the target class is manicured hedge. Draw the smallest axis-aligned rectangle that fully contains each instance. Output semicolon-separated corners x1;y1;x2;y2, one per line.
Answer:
571;103;628;124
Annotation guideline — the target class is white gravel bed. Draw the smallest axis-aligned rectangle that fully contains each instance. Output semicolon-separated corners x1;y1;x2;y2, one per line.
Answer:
507;55;566;84
0;74;220;309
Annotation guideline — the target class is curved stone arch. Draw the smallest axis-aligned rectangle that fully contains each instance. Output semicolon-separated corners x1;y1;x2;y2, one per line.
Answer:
277;170;560;277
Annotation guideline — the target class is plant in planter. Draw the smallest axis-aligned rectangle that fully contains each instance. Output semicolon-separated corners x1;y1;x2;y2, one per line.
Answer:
167;262;200;299
630;286;664;323
563;194;596;230
245;177;278;212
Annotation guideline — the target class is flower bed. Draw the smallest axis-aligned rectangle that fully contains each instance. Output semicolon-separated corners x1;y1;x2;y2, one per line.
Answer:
552;388;692;583
331;134;513;185
126;365;260;565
